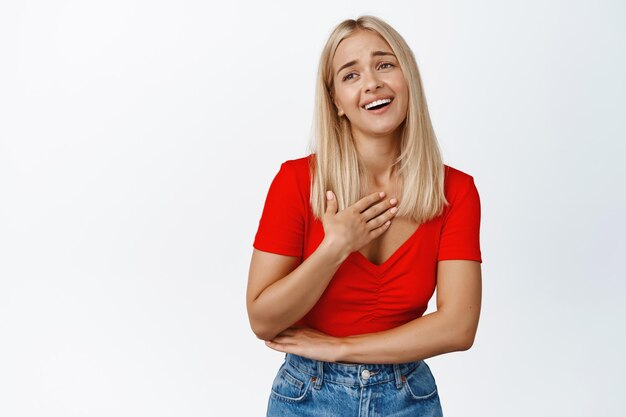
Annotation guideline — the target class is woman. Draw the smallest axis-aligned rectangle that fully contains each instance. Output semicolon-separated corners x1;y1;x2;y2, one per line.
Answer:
246;15;482;416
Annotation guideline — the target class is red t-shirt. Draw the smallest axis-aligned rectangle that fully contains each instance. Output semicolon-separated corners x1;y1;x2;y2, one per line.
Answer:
253;155;482;337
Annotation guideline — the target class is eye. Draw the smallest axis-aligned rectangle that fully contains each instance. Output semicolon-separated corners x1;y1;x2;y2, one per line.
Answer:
342;72;357;82
378;62;394;70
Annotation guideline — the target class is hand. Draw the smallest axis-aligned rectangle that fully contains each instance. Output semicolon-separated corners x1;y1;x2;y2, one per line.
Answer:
322;190;398;258
264;326;345;362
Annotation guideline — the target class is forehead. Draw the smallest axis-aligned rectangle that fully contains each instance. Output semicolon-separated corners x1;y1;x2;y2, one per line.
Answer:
332;30;393;70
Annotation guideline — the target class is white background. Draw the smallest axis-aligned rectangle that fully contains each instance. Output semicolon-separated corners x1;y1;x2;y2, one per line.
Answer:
1;1;625;416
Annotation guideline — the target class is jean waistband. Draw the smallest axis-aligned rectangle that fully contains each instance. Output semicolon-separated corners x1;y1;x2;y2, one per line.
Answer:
284;353;424;389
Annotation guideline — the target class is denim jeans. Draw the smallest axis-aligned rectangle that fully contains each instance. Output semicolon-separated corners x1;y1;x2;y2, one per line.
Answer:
266;353;443;416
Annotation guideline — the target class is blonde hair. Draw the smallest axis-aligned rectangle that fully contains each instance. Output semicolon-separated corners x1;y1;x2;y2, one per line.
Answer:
309;15;448;224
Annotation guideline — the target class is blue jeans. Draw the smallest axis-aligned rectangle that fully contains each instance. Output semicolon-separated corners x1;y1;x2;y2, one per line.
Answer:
266;353;443;416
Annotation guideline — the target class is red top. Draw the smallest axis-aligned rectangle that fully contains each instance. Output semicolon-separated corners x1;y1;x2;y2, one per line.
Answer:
253;155;482;337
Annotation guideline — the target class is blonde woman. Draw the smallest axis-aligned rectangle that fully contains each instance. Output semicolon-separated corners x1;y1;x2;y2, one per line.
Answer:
247;15;482;416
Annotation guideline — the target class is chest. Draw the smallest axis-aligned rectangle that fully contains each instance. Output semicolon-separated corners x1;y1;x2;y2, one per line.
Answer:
301;212;443;337
303;202;444;270
358;216;420;265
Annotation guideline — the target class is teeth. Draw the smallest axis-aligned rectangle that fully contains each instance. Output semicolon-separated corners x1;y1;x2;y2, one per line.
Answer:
364;98;392;110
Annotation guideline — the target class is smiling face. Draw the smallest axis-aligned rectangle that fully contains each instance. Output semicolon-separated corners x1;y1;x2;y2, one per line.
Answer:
331;29;409;143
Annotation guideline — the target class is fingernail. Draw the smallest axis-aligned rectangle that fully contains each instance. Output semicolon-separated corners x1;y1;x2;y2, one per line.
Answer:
390;198;398;205
379;191;386;198
326;191;333;200
390;207;398;214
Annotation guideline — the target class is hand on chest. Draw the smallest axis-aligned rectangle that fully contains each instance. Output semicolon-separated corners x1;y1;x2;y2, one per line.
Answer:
358;216;420;266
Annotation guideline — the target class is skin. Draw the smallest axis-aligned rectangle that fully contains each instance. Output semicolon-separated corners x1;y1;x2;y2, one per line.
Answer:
246;29;482;364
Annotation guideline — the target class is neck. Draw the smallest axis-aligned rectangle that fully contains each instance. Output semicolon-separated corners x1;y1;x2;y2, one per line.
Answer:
352;131;401;186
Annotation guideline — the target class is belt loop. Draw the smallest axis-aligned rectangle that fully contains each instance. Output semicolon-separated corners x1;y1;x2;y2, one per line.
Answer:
393;364;403;389
314;360;324;390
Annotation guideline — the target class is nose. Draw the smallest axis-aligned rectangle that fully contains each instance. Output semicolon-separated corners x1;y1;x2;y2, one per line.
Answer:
363;69;383;92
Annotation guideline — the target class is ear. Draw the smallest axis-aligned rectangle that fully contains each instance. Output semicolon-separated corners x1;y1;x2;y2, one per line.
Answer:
332;98;345;117
330;89;344;117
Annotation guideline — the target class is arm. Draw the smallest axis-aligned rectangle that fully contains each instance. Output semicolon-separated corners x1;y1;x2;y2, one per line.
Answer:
246;244;345;341
334;173;484;362
266;260;481;364
339;260;481;363
247;191;398;341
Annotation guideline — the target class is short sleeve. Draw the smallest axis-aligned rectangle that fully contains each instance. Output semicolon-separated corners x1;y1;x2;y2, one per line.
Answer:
437;174;482;263
253;161;307;257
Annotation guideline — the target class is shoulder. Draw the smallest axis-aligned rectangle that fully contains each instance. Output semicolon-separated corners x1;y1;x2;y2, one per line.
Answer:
279;154;313;175
443;164;479;202
444;164;475;185
276;155;314;188
269;155;314;201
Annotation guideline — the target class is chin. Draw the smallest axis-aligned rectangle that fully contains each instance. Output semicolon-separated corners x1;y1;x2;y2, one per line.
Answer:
370;126;403;137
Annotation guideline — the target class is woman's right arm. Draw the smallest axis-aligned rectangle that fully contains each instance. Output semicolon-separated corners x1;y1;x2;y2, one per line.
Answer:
246;191;398;341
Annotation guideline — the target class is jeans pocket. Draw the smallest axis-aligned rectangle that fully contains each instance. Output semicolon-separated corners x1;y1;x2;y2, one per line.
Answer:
402;361;439;401
270;362;312;403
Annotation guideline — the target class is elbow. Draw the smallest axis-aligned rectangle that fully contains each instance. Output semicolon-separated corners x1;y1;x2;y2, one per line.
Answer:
247;300;282;340
441;308;479;352
456;335;475;351
247;312;280;341
250;322;278;341
247;302;270;340
248;315;269;340
454;327;477;351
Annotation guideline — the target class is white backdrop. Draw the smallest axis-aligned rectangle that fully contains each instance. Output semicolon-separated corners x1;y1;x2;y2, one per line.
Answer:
1;1;624;416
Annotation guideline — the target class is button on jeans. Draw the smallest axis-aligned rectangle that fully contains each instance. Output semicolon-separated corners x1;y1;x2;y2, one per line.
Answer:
266;353;443;416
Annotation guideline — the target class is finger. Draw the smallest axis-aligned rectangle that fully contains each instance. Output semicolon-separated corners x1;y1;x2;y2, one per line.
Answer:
270;335;296;344
275;328;298;337
266;340;303;356
361;198;398;221
265;340;289;352
366;205;398;230
353;191;385;213
368;219;392;239
325;190;338;215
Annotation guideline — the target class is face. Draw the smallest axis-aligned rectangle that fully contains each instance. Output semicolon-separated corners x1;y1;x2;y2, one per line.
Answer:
331;30;409;142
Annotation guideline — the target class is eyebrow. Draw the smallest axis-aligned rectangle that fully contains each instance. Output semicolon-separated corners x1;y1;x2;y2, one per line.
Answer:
336;51;396;76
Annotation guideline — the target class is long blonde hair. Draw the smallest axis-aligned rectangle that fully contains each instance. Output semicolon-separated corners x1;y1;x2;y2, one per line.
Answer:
309;15;448;224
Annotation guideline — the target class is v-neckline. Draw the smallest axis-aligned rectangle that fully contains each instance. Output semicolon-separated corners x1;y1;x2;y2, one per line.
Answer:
351;224;422;272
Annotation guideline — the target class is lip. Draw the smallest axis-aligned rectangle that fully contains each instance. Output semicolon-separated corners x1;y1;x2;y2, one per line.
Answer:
361;97;394;115
361;96;394;109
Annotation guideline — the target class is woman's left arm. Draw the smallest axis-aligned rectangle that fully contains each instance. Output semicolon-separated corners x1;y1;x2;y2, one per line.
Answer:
265;259;481;364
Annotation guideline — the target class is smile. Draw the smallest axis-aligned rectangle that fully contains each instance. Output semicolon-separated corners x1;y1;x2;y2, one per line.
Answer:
363;98;393;110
